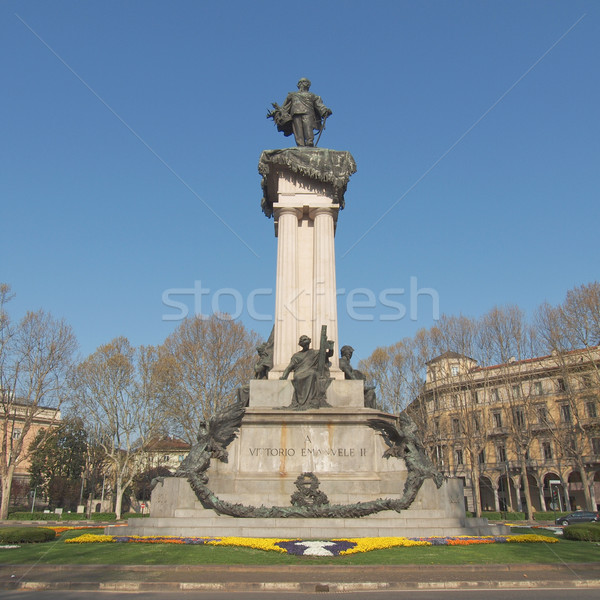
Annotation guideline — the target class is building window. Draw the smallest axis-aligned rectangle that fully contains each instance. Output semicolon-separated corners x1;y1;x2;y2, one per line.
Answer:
497;445;507;463
434;445;444;466
512;407;526;429
473;413;481;432
478;449;486;465
451;365;459;376
542;441;553;461
492;388;501;403
533;381;543;396
586;401;597;418
455;448;463;465
592;438;600;455
452;418;461;435
433;394;440;412
556;378;567;392
178;455;185;462
493;411;503;428
537;405;548;424
560;404;572;423
471;390;479;404
581;374;593;388
162;455;170;463
511;385;521;399
433;418;440;435
452;394;460;408
12;428;22;440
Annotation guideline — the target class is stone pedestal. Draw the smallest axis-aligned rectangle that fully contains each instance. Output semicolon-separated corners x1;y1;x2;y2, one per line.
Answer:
109;405;508;539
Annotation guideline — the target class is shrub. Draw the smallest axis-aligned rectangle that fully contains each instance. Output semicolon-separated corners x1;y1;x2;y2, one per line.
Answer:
481;511;526;521
123;512;150;519
60;513;87;521
90;512;116;521
533;511;571;521
8;512;57;521
0;527;56;543
8;511;90;521
563;523;600;542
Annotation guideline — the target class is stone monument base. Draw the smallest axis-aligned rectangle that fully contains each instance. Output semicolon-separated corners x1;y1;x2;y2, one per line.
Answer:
108;476;507;538
107;398;508;538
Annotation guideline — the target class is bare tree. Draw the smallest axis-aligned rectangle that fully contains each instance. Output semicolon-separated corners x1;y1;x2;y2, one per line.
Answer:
70;338;162;519
537;289;600;511
428;314;489;517
157;315;258;444
0;284;77;518
479;305;541;520
358;336;427;414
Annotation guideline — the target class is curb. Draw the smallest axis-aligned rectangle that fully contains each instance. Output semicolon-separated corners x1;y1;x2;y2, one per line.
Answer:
2;579;600;592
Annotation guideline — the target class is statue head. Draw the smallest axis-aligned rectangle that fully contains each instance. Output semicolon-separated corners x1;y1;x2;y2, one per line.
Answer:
340;345;354;359
297;78;311;91
256;343;267;357
298;335;311;348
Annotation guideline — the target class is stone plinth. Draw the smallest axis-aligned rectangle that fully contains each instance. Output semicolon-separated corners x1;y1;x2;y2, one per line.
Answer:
110;476;509;538
258;149;356;379
248;379;364;409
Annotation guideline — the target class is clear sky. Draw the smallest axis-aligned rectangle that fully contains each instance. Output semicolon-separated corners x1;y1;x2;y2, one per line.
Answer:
2;1;599;364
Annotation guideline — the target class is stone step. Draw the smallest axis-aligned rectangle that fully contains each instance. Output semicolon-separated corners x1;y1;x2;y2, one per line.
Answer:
173;508;460;521
107;521;508;539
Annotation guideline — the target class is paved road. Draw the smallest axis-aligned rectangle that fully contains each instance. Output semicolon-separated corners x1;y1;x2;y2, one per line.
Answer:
1;562;599;595
1;590;600;599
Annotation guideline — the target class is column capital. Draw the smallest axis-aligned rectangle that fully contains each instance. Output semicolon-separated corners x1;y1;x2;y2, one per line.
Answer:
273;205;303;220
308;205;339;224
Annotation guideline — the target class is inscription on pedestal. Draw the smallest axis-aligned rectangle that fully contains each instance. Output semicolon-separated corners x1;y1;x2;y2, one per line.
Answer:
248;446;367;457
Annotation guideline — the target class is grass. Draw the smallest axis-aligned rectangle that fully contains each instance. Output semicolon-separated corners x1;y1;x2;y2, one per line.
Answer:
0;527;598;565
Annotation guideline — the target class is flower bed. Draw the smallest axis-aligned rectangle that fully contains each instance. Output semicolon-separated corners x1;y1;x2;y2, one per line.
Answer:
65;533;557;555
48;526;105;535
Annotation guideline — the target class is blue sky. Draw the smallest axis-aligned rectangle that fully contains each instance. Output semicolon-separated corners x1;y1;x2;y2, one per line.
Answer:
2;1;599;364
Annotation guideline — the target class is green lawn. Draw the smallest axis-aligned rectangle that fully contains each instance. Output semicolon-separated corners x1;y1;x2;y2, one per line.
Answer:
0;527;598;565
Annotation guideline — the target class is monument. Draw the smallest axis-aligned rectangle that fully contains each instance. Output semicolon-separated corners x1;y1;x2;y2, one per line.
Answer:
109;80;507;538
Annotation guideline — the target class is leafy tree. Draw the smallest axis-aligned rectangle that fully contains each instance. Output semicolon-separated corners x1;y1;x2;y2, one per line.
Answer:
28;419;87;509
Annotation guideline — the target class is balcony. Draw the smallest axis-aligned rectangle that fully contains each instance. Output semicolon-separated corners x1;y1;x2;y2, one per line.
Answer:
489;427;509;437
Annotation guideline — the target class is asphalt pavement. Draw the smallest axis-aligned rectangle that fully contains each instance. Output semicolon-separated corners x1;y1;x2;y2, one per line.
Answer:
0;563;599;593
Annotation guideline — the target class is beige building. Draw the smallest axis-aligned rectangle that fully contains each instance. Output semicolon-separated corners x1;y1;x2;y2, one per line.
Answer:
1;401;62;505
142;437;190;473
409;348;600;513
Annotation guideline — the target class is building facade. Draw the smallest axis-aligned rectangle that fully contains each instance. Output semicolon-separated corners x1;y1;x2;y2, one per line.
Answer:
410;349;600;513
141;437;190;473
1;401;62;506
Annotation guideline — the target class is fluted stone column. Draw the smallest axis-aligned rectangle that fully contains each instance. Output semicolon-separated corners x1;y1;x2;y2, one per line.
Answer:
271;206;302;373
311;206;340;372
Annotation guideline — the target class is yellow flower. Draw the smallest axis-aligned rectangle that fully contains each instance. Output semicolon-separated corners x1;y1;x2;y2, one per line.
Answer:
335;537;431;555
65;534;115;544
207;537;290;553
506;534;557;543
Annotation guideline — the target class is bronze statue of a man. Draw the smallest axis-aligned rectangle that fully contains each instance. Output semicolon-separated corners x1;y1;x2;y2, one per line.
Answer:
280;334;333;409
339;345;377;409
268;78;332;147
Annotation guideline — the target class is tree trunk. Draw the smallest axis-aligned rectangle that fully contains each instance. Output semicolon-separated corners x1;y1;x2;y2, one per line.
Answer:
0;466;15;520
519;456;534;520
576;461;594;510
114;479;123;520
470;463;482;517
